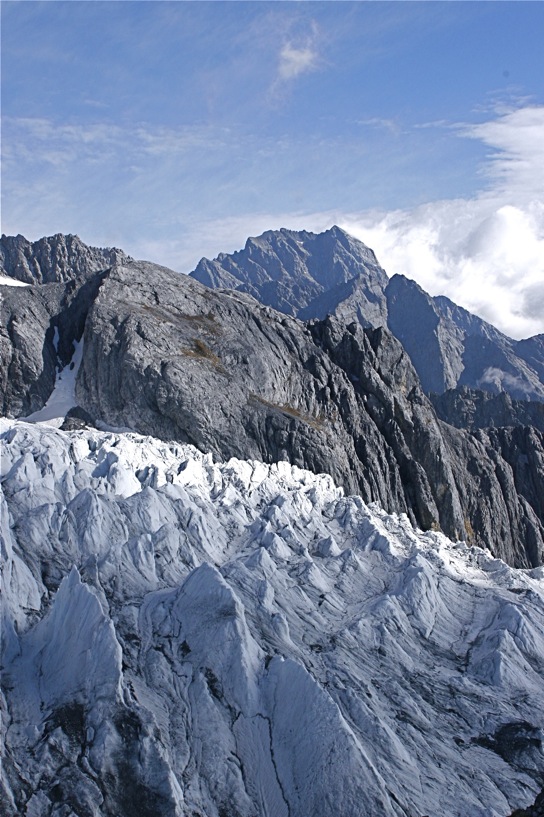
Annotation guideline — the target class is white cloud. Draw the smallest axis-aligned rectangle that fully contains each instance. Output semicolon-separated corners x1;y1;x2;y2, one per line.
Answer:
278;41;319;81
271;20;321;95
337;106;544;340
461;105;544;201
478;367;534;396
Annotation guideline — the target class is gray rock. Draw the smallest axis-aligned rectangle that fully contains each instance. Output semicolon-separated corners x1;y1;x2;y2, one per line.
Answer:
192;225;389;327
509;787;544;817
76;259;544;567
430;386;544;433
0;232;130;284
0;273;106;417
0;232;123;417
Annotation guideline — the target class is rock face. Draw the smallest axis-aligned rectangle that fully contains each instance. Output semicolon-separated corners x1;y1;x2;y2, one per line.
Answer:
0;233;128;417
509;789;544;817
0;274;106;417
192;225;389;326
191;226;544;401
431;387;544;433
2;420;544;817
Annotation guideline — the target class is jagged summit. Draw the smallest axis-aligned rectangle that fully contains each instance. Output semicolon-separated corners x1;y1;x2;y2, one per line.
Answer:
191;225;388;325
0;232;131;285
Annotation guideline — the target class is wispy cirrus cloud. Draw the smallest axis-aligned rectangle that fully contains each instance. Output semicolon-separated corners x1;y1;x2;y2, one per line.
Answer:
278;39;320;82
460;105;544;200
270;20;322;99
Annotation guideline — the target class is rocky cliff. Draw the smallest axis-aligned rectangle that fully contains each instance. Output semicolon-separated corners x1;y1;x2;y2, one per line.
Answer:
431;386;544;433
0;233;128;417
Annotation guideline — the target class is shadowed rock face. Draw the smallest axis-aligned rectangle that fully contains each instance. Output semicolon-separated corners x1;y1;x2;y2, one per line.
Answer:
0;233;128;416
190;226;544;402
75;260;544;567
430;386;544;433
0;275;106;417
509;788;544;817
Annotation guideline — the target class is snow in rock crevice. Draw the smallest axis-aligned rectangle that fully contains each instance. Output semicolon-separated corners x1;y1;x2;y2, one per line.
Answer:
23;335;84;426
1;419;543;817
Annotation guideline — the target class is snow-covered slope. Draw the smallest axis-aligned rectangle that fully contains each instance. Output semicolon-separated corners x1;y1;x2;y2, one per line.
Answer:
2;420;543;817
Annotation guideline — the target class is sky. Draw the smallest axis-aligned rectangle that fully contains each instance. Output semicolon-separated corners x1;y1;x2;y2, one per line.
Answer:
1;1;544;339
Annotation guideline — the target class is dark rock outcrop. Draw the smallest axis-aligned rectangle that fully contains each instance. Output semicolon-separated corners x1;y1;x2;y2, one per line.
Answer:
509;788;544;817
0;273;106;417
431;386;544;433
0;233;126;417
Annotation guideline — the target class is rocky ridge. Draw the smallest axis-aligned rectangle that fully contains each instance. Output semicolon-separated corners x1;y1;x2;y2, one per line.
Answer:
0;232;130;285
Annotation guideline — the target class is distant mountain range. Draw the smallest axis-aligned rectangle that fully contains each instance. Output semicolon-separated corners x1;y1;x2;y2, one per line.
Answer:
191;225;544;401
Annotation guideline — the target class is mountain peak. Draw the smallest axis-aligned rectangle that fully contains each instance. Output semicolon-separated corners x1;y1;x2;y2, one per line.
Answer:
191;225;388;321
0;232;131;285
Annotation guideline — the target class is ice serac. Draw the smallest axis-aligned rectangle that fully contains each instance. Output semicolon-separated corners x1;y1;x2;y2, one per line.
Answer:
1;420;544;817
190;227;544;402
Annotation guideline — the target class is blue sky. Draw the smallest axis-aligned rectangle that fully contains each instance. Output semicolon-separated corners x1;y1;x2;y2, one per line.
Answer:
2;1;544;337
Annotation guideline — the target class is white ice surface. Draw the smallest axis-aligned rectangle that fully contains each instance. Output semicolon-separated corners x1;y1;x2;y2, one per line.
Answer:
0;275;30;287
1;419;543;817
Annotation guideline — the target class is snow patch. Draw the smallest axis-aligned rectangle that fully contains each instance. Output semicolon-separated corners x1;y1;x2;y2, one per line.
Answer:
23;336;84;426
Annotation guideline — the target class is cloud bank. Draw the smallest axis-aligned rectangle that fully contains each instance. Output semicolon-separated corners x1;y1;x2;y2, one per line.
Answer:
340;106;544;340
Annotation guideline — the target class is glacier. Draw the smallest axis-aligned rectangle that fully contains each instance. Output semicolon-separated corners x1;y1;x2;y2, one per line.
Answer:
1;419;544;817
